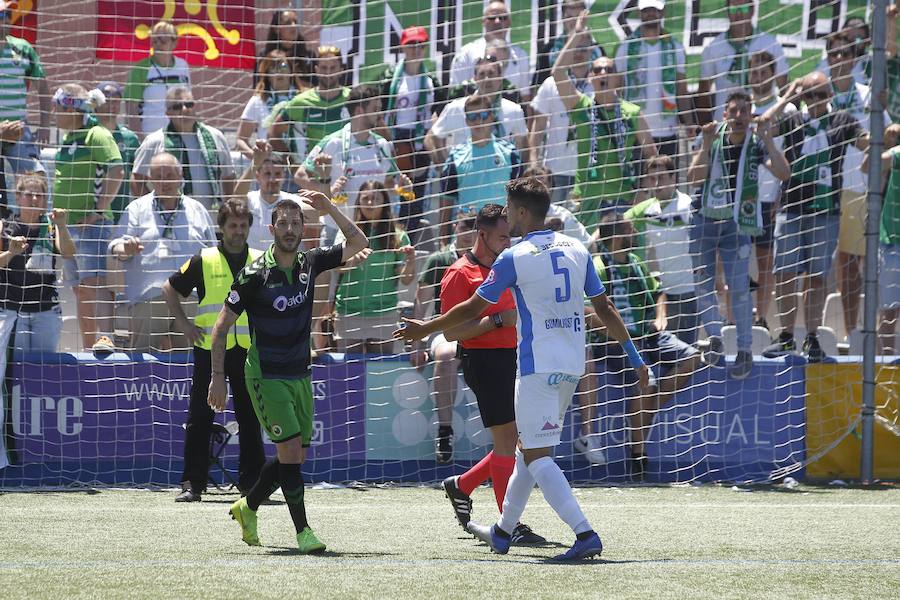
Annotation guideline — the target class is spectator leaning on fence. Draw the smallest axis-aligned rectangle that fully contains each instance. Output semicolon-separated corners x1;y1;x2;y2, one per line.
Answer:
53;84;124;354
94;81;140;220
439;94;523;243
827;32;890;344
237;49;297;161
409;212;479;463
268;45;350;169
624;154;698;346
109;152;215;353
688;91;789;379
553;10;657;232
450;1;532;103
761;72;870;363
697;0;788;123
530;36;594;209
124;20;191;137
0;174;74;354
378;26;441;242
0;0;49;213
131;86;236;210
298;84;401;247
614;0;694;165
749;51;793;331
162;198;265;502
427;55;528;166
333;180;415;354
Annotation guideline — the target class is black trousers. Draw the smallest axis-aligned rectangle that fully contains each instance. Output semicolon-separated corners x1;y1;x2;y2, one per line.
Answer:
181;346;265;492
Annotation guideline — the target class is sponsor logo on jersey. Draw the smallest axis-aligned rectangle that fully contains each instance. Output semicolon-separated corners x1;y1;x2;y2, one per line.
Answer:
273;290;306;312
547;372;579;386
484;269;496;285
227;290;240;304
540;420;560;431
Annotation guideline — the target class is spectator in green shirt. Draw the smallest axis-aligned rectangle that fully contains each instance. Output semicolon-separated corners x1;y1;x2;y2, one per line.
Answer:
334;180;416;354
94;81;140;218
53;83;124;353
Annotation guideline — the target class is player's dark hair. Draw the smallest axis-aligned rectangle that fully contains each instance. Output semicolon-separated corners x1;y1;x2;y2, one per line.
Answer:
506;177;550;221
598;211;634;250
218;198;253;229
347;84;379;115
475;203;506;230
645;154;675;175
271;198;304;226
725;90;752;107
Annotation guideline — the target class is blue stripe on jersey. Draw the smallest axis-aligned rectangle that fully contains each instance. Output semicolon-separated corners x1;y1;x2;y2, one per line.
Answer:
512;284;536;375
584;254;606;297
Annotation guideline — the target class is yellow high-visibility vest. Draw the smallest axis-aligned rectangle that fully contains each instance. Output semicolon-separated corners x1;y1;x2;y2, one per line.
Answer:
194;246;261;350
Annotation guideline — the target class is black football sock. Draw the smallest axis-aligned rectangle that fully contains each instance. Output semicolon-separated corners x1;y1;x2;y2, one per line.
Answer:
246;458;280;511
576;530;596;542
278;462;309;533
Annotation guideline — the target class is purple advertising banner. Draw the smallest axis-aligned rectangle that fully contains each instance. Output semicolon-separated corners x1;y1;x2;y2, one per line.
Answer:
2;355;366;485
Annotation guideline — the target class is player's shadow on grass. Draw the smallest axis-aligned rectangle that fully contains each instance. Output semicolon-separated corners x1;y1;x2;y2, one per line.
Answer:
265;547;400;558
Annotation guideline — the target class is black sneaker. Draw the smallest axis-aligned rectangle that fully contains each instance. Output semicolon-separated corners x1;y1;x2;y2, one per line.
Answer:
441;475;472;529
435;425;453;464
762;330;796;358
754;318;769;331
175;487;201;503
510;523;546;545
729;350;754;380
803;333;826;363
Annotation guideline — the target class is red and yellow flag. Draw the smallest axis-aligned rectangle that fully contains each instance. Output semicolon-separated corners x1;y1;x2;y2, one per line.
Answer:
95;0;255;70
8;0;38;44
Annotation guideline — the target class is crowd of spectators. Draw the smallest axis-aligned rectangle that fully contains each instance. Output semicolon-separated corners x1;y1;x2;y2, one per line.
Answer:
0;0;898;463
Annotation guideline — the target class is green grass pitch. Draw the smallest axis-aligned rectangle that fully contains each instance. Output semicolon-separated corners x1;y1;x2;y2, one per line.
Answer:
2;484;899;598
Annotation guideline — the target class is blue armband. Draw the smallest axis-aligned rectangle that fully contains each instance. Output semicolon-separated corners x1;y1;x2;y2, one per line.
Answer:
622;339;645;370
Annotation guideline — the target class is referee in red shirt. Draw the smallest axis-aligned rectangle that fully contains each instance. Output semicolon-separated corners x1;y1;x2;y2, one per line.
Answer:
439;204;544;545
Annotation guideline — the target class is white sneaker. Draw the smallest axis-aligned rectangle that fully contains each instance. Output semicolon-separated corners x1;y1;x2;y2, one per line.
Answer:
574;434;606;465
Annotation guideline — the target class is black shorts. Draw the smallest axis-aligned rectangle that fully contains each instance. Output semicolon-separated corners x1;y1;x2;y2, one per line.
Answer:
601;330;698;386
461;347;517;428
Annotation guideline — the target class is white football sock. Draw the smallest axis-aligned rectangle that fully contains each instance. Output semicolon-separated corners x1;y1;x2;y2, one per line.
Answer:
497;450;535;535
528;456;591;535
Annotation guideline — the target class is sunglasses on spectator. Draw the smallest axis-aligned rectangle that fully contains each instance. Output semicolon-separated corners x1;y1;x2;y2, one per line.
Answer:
167;101;195;111
465;110;493;123
487;14;510;23
802;91;829;100
728;5;752;15
270;62;292;74
592;64;616;74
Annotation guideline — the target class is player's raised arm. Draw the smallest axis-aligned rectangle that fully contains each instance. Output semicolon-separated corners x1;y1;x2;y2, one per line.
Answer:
551;9;588;113
395;293;492;343
207;305;241;412
297;189;369;261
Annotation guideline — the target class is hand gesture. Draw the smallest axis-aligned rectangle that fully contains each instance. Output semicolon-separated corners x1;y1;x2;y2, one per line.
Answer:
0;120;24;143
48;208;68;226
251;140;272;170
179;319;205;347
35;126;50;146
330;175;348;197
7;236;27;255
296;189;333;213
574;9;589;34
344;247;372;268
701;120;718;145
399;244;416;259
636;364;654;395
755;115;774;141
499;309;517;327
121;235;144;257
393;317;428;343
207;375;227;412
313;153;333;179
784;79;803;104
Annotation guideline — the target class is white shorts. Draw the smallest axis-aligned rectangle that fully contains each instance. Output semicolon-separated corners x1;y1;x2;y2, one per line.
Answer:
515;372;580;449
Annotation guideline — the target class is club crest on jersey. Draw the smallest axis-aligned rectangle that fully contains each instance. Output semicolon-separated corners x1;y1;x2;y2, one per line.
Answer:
227;290;240;304
299;272;309;285
271;424;283;437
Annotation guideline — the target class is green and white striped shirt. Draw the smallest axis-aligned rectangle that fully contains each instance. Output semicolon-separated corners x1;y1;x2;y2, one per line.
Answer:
0;36;44;122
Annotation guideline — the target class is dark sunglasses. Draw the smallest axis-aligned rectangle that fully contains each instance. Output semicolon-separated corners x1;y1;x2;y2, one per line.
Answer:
728;5;752;15
465;110;493;123
167;101;195;111
592;64;616;74
487;14;510;23
802;91;829;101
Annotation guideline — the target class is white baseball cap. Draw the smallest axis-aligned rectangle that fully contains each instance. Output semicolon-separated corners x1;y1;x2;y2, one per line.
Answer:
638;0;665;10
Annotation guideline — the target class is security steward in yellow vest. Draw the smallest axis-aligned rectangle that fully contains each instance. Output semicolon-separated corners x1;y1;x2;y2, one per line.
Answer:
162;199;266;502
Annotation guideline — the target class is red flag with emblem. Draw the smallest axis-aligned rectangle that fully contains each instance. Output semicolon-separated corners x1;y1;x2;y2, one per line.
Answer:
95;0;255;70
8;0;38;44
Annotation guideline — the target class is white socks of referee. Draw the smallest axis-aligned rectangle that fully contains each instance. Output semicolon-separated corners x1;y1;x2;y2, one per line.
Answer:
498;452;591;536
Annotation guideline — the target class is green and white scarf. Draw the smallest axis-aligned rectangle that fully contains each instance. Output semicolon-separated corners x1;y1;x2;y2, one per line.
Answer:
701;122;763;235
588;100;636;187
385;60;431;147
796;113;834;212
163;122;221;203
624;27;678;115
602;252;657;337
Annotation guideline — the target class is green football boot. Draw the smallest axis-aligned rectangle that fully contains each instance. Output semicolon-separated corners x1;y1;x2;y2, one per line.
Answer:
229;497;260;546
296;527;326;554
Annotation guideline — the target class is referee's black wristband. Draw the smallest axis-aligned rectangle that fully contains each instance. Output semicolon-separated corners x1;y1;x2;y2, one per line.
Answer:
491;313;504;328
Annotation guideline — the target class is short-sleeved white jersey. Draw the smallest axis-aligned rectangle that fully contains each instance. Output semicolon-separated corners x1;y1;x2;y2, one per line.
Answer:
477;230;605;376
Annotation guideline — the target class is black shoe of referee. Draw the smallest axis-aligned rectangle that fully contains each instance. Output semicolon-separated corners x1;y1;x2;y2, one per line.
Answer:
441;475;472;529
435;425;453;464
511;523;546;545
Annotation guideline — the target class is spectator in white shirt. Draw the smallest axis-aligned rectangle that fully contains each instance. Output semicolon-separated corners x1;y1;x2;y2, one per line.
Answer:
236;49;297;160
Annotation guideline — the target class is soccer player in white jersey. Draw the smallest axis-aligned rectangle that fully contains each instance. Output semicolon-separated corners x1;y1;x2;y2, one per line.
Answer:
396;178;651;561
